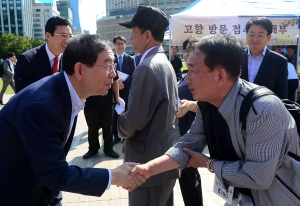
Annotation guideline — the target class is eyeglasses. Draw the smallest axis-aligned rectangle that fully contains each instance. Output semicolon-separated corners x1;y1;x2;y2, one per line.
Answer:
53;33;73;39
247;33;268;40
115;42;125;46
94;63;116;73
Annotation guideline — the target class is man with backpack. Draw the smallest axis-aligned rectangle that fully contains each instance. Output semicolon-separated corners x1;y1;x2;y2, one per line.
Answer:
0;52;16;105
128;34;300;206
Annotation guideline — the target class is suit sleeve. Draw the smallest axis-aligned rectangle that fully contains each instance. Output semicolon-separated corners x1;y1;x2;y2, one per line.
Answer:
14;54;35;93
122;56;136;88
18;103;109;196
117;65;160;139
274;58;288;99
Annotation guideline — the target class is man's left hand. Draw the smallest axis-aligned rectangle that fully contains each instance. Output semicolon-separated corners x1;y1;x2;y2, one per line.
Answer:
183;148;210;168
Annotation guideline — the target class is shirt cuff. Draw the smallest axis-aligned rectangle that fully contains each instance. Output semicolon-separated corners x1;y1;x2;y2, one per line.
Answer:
106;169;112;190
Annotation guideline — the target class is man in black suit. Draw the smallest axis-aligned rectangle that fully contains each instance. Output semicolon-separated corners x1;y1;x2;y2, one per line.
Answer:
14;16;72;93
112;35;136;144
82;77;120;159
240;17;288;99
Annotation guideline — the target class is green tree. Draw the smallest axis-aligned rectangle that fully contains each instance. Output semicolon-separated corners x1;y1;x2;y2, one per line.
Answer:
0;33;46;59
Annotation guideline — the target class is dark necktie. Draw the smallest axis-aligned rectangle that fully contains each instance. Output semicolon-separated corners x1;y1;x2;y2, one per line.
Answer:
118;55;123;72
52;56;60;74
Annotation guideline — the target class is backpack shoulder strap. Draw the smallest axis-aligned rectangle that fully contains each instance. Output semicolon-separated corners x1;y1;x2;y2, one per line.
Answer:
240;86;274;131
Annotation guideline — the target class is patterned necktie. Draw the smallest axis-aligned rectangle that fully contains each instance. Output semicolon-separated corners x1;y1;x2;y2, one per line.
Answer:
118;55;123;72
52;56;60;74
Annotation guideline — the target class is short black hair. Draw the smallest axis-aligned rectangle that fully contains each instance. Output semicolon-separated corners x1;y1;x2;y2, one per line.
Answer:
245;17;273;35
113;35;126;44
286;45;295;50
183;36;200;51
192;34;244;80
45;16;72;36
7;52;15;59
62;34;113;75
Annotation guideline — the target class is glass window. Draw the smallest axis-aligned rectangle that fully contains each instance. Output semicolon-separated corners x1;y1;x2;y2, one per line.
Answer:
36;9;40;12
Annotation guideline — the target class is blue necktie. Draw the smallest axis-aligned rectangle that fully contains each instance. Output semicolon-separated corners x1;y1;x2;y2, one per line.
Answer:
118;55;123;72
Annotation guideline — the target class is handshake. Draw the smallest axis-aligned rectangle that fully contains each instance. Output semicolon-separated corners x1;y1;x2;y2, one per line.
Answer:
111;162;151;191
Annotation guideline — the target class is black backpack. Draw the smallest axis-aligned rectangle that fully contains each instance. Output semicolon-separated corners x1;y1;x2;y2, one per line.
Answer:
240;86;300;133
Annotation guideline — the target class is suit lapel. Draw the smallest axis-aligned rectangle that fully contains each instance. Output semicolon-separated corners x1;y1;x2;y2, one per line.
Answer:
37;44;52;76
254;49;271;84
241;51;249;80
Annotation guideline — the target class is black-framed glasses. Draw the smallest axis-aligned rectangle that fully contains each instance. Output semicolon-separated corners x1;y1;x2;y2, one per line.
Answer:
94;63;116;73
115;42;125;46
247;33;268;40
53;33;73;39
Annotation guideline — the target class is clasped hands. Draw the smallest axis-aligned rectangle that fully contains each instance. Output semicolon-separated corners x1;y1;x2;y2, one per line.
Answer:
116;148;210;192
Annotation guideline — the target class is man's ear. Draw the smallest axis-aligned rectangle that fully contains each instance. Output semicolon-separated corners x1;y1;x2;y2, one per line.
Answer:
216;67;227;85
74;62;84;81
145;30;152;43
45;32;51;40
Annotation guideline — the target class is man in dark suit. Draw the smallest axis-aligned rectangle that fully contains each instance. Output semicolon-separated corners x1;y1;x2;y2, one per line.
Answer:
14;16;72;93
112;35;136;144
0;34;145;206
82;77;120;159
240;17;288;99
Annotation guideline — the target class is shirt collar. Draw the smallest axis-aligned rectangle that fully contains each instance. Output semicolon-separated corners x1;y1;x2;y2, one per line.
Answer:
63;71;85;112
139;46;159;64
247;46;267;57
218;78;240;122
46;43;62;61
116;53;124;59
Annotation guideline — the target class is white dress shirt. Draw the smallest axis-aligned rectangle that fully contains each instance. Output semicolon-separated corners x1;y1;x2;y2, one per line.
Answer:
45;43;62;68
8;59;15;74
139;46;159;64
247;46;267;83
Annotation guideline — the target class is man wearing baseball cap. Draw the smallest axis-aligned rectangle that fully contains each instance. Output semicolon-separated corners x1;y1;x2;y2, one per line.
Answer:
118;5;180;206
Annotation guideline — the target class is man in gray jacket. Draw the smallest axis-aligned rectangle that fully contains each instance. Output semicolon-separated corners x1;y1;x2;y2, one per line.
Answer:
118;5;180;206
129;34;300;206
0;52;16;105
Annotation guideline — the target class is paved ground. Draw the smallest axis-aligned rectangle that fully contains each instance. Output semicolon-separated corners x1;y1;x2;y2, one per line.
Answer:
1;94;238;206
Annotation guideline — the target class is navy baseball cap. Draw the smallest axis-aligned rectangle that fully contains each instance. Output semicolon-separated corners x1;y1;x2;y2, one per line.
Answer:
119;5;169;31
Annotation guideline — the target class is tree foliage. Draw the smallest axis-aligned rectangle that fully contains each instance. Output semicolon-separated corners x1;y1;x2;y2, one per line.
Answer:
0;33;46;59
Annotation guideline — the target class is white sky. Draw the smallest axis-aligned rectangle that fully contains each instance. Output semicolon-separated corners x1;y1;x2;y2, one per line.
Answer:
81;0;106;34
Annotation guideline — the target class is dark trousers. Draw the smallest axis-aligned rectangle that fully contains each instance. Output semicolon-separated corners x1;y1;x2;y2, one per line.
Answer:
0;79;15;102
179;167;203;206
129;179;176;206
112;111;120;140
288;79;298;101
84;104;114;153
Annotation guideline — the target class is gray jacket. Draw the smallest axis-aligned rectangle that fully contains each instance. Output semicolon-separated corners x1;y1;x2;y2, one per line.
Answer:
2;60;14;82
118;46;180;187
166;78;300;205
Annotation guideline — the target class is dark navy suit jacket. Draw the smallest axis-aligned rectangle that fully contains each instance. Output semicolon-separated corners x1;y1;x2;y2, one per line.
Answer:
114;53;135;104
241;48;288;99
14;44;62;93
0;72;109;205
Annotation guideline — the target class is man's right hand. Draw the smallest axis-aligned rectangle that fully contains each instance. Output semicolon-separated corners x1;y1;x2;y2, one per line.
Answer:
111;162;146;191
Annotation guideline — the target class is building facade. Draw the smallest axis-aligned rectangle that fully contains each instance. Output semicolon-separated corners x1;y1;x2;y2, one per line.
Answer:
70;0;84;35
0;0;33;37
98;0;195;54
32;1;60;39
57;0;73;26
